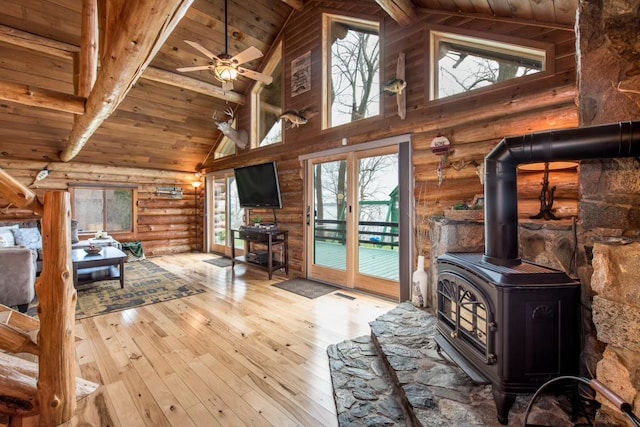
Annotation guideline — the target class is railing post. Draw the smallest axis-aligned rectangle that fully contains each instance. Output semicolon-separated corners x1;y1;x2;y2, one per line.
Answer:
36;191;77;425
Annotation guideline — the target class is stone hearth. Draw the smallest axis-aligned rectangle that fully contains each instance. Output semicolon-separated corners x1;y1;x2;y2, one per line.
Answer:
328;302;596;426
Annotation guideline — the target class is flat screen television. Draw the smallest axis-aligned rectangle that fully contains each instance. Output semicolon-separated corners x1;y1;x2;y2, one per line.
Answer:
234;161;283;209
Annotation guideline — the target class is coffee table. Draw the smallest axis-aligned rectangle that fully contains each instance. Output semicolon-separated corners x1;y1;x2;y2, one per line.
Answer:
72;246;127;288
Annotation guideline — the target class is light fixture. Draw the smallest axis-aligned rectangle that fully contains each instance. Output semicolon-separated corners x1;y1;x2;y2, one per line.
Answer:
211;0;237;90
191;181;202;188
212;57;238;83
518;161;578;220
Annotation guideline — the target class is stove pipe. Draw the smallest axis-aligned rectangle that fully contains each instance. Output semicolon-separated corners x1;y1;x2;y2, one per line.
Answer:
484;121;640;267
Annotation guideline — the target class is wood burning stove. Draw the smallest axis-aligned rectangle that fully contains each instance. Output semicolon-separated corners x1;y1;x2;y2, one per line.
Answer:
435;121;640;424
436;253;581;424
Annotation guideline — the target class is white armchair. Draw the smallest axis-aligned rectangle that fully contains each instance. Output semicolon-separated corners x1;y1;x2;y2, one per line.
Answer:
0;247;37;312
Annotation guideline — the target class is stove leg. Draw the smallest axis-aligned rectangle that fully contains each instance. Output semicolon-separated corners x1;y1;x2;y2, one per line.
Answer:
492;387;516;425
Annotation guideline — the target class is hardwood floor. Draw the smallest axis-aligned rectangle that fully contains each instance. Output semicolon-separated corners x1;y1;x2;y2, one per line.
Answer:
75;253;398;427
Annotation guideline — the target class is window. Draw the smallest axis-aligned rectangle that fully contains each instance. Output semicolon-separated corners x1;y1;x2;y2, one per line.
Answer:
323;14;380;128
71;185;136;235
253;41;283;147
431;31;546;100
214;135;236;159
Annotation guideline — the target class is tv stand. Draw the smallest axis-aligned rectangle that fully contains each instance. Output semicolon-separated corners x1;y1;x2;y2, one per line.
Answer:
231;228;288;279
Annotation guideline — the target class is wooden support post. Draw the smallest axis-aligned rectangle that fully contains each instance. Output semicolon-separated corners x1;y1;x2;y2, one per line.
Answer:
35;192;77;426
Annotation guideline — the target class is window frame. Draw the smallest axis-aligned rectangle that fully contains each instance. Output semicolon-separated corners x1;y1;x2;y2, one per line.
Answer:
252;40;283;148
322;13;382;130
429;28;554;102
69;183;138;236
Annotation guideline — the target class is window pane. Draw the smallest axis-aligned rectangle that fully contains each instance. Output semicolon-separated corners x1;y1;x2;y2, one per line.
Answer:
213;178;227;245
75;188;104;233
214;136;236;159
258;58;283;147
328;17;380;127
106;189;132;231
433;32;545;99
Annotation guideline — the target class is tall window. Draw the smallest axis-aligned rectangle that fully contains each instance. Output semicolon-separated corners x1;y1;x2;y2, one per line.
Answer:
71;185;136;235
323;14;380;128
253;41;283;147
431;31;546;100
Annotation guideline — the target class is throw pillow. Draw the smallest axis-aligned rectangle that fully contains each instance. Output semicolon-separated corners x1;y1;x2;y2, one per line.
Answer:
0;235;7;247
71;219;79;244
11;227;42;250
0;224;19;247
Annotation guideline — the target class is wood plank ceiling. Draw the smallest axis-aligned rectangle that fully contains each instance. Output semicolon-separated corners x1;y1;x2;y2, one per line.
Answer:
0;0;576;173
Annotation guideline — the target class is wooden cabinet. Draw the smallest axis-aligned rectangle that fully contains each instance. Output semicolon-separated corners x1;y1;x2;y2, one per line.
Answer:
231;228;288;279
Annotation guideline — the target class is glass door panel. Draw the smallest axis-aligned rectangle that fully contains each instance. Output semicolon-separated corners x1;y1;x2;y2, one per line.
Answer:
356;153;399;282
228;176;245;252
212;178;227;247
208;172;244;257
313;159;348;271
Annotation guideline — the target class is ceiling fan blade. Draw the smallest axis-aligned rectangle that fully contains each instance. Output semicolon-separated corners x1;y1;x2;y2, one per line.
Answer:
184;40;220;61
231;46;264;66
176;65;213;72
237;67;273;84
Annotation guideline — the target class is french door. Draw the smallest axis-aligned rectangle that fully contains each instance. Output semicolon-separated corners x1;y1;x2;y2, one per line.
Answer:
208;172;245;257
306;146;400;299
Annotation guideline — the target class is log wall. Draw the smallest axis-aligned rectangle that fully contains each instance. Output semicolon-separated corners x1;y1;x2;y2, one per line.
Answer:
0;160;203;256
203;0;579;275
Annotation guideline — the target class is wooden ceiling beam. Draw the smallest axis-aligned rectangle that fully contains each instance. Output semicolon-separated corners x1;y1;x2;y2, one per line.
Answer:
0;81;85;114
141;67;245;105
0;25;243;105
60;0;196;162
281;0;304;10
375;0;417;25
76;0;99;98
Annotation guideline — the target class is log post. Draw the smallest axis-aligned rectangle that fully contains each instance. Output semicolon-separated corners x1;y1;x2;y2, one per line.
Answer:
35;192;77;426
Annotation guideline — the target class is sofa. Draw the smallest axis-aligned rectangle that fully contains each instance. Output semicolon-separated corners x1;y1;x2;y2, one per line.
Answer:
0;246;36;312
0;219;81;274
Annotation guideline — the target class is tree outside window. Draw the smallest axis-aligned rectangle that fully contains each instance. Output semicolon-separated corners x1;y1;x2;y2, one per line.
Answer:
432;32;546;100
324;15;380;128
73;186;135;234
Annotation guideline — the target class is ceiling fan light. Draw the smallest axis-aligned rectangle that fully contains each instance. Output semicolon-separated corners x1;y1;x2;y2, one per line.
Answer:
213;64;238;82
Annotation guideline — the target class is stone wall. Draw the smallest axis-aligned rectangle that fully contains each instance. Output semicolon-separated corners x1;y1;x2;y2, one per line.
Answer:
576;1;640;424
590;241;640;425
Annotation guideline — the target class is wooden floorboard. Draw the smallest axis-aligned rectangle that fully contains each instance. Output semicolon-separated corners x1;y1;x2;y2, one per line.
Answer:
75;253;397;427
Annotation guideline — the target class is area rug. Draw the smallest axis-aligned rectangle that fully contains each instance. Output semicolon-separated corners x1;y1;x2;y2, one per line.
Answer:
29;260;206;320
203;257;232;267
272;278;339;299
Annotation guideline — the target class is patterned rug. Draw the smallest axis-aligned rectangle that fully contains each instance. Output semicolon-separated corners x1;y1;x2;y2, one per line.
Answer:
203;257;232;267
29;260;206;319
272;278;339;299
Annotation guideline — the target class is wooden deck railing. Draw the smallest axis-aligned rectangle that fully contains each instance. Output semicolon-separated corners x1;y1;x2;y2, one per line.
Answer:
314;219;399;248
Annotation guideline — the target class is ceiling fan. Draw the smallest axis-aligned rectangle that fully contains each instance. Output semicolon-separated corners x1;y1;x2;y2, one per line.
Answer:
177;0;273;91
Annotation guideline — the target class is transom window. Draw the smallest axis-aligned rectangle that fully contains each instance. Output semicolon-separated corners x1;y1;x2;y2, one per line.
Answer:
323;14;380;129
431;31;546;100
71;185;137;235
253;41;283;148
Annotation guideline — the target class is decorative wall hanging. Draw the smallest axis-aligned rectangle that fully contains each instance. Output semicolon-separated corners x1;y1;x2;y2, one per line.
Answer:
156;187;183;199
291;51;311;97
430;135;451;156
